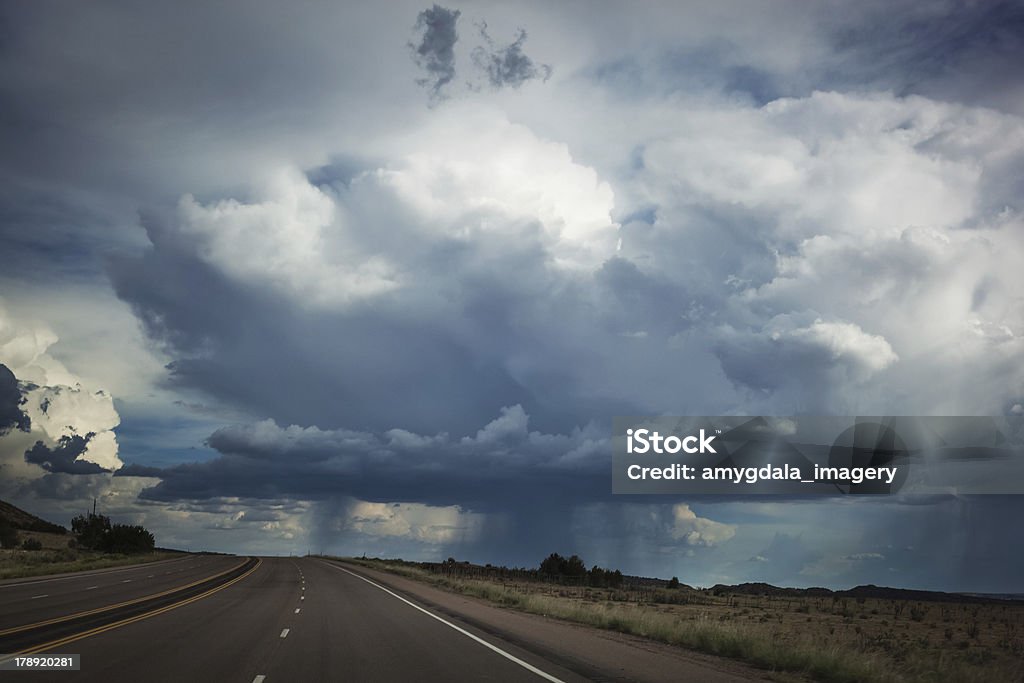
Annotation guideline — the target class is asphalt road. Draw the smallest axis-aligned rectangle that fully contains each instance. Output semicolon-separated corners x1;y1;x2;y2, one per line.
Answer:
0;555;240;632
3;557;761;683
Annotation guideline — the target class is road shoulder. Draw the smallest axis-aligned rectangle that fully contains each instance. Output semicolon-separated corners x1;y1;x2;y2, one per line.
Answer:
330;560;771;683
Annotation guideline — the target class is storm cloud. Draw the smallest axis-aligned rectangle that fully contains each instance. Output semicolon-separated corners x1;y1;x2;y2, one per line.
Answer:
2;1;1024;590
104;85;1024;585
133;406;607;510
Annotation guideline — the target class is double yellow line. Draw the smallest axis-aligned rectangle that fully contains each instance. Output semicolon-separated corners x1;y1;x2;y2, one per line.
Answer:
0;558;261;659
0;557;253;637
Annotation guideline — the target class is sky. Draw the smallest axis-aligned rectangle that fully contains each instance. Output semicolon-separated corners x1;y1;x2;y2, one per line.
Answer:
1;0;1024;592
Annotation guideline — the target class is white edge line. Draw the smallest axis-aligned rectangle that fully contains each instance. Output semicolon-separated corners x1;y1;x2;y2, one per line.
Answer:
321;561;565;683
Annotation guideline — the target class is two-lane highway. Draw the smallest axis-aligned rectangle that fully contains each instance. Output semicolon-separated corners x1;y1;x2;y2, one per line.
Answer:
9;557;583;683
4;557;762;682
20;557;307;682
256;558;581;682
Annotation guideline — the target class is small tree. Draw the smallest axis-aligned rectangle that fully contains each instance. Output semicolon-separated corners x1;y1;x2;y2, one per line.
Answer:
22;538;43;551
564;555;587;578
668;576;680;589
71;512;111;550
540;552;565;576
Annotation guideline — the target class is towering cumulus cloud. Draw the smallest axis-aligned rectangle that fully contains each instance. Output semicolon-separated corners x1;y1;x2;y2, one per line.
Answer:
110;109;620;436
1;0;1023;588
106;86;1024;577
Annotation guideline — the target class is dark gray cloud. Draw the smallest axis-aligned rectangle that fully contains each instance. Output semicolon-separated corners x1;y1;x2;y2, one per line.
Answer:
0;363;30;434
113;462;165;478
120;408;614;568
111;247;543;436
408;7;552;101
410;5;461;101
24;433;109;475
133;408;607;511
472;23;551;89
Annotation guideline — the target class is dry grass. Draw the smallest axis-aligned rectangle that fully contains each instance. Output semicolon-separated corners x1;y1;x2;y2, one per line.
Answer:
342;558;1024;683
0;531;180;580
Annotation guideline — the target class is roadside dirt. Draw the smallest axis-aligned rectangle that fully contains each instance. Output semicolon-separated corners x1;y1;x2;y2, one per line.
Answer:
338;561;773;683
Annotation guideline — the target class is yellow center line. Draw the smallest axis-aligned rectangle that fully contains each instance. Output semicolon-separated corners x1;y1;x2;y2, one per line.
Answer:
0;557;252;637
2;558;262;659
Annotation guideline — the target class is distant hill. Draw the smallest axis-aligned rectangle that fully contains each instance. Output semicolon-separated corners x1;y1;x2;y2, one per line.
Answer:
362;555;1022;606
709;581;1021;605
0;499;66;535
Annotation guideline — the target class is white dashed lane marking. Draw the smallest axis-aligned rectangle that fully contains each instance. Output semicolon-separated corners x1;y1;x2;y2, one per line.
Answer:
279;629;290;638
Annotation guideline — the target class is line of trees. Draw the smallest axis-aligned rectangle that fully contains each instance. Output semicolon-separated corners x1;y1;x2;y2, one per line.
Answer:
539;552;624;588
374;553;629;589
71;512;155;554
